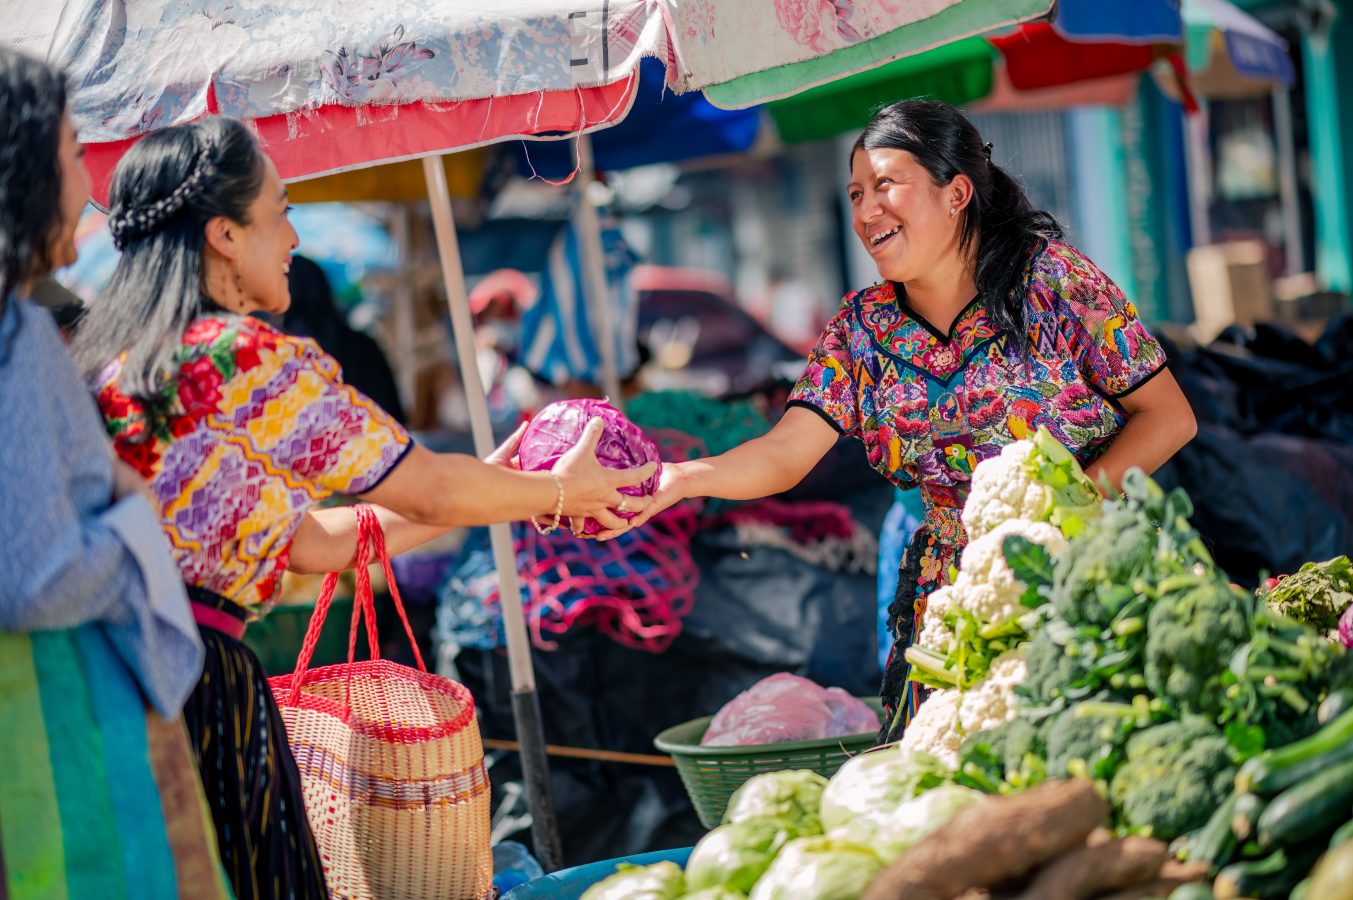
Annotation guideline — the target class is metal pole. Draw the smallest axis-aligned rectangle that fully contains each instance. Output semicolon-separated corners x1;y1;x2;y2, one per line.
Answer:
573;134;622;401
1182;103;1213;249
421;155;563;872
1272;87;1304;277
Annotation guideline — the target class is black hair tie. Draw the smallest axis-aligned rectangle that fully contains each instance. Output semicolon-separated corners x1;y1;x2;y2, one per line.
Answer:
982;141;994;160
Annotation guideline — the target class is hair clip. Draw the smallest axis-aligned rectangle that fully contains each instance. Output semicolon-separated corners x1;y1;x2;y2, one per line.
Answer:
981;142;994;159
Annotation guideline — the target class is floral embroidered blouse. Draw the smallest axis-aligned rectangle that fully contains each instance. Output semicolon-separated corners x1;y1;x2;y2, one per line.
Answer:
97;313;412;617
788;240;1167;612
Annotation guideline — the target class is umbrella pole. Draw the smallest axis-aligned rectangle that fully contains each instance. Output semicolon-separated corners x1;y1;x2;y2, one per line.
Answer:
1271;87;1303;278
421;155;564;872
574;134;623;401
1182;103;1213;248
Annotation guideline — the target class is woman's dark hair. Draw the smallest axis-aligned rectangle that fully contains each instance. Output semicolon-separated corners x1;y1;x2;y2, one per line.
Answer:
0;48;68;315
853;99;1062;352
72;116;266;398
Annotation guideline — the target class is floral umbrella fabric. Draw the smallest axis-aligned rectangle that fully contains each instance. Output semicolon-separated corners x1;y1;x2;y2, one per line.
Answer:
2;0;655;203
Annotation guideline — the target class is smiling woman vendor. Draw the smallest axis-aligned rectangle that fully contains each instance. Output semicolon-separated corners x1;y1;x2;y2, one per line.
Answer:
615;99;1197;744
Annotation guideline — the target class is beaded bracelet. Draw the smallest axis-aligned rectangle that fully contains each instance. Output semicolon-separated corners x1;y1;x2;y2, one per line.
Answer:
531;471;565;535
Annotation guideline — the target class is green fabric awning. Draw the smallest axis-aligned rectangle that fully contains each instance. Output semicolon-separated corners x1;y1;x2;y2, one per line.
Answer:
767;37;997;144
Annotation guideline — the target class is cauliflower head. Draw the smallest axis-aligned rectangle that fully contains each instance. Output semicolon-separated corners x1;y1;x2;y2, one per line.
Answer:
954;519;1067;624
957;648;1028;735
960;441;1047;539
899;688;964;767
916;585;960;653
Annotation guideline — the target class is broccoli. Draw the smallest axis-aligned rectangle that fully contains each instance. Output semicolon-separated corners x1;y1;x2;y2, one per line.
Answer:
1041;701;1135;781
1108;717;1236;840
1144;576;1252;716
957;717;1043;790
1017;627;1110;708
1046;497;1159;628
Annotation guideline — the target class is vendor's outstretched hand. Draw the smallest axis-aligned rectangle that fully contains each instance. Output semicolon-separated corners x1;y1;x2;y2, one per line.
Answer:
555;417;658;534
594;461;687;541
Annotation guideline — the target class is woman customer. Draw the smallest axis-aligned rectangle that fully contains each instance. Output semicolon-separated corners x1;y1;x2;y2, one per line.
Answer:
73;116;654;899
0;47;229;898
615;99;1197;744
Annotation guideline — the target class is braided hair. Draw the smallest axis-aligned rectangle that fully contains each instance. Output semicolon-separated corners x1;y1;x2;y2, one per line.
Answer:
107;147;217;250
72;117;265;400
852;100;1062;355
0;48;68;319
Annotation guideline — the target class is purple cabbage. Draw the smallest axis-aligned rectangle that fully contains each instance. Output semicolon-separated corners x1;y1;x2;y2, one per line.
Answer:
1340;604;1353;649
516;399;662;536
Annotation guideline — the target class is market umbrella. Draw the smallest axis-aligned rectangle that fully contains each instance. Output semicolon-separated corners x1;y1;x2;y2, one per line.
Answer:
760;0;1184;145
1;0;678;871
688;0;1055;109
1153;0;1300;272
990;0;1183;92
1177;0;1294;98
4;0;648;207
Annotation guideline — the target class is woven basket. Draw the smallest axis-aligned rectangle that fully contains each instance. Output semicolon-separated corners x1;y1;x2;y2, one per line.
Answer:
653;698;883;829
271;507;493;900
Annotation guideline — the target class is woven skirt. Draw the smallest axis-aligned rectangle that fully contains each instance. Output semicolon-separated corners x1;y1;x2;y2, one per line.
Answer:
185;621;330;900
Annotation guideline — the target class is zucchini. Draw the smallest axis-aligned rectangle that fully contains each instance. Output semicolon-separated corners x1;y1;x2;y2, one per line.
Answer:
1309;839;1353;900
1236;706;1353;794
1189;794;1239;867
1229;792;1265;842
1256;755;1353;849
1215;845;1323;899
1330;817;1353;850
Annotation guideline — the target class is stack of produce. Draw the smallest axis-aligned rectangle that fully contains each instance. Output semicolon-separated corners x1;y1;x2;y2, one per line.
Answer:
944;465;1353;896
599;431;1353;899
897;428;1100;766
582;758;980;899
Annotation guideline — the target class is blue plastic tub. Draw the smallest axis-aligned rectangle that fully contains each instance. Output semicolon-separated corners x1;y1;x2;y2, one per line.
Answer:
503;847;693;899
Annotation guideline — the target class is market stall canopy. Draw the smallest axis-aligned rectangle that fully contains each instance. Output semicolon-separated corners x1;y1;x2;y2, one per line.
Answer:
1179;0;1295;97
1;0;651;204
767;37;995;143
699;0;1054;109
989;0;1182;92
764;0;1182;145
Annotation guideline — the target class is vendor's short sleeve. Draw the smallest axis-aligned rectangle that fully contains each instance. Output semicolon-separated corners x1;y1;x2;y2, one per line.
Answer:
232;323;412;496
1061;250;1168;399
788;297;861;436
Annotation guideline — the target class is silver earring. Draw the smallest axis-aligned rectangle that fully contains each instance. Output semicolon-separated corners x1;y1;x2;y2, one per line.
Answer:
949;208;957;217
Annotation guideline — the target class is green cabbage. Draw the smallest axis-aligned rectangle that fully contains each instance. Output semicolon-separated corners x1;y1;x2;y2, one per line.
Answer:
581;861;686;900
746;837;882;900
685;819;795;893
819;749;942;834
828;783;983;862
722;770;828;835
681;889;747;900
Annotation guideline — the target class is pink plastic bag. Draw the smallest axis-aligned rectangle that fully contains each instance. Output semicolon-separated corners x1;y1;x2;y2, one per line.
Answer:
700;673;880;747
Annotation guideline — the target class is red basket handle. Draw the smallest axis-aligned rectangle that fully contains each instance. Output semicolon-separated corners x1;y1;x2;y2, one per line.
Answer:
284;504;426;708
